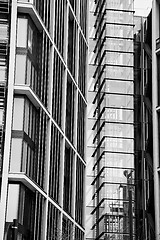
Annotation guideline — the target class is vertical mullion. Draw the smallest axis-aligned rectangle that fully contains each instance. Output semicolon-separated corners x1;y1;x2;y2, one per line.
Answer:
55;128;59;201
43;35;47;106
36;110;41;185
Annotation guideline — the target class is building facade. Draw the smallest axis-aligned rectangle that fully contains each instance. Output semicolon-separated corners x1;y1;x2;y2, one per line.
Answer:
87;0;135;239
0;0;88;239
134;13;155;239
152;0;160;239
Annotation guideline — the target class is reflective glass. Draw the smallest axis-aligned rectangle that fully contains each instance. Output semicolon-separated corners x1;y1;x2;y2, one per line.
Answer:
105;80;134;94
105;137;134;153
17;18;27;48
105;94;133;109
15;54;26;85
10;138;22;172
105;122;134;138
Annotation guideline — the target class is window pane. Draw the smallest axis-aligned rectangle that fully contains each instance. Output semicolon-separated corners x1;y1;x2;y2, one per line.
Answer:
6;184;20;222
10;138;22;172
13;97;24;131
15;54;26;85
17;18;27;48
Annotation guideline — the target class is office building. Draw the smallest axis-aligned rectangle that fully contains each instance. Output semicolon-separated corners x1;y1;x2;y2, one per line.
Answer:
87;0;135;239
134;12;155;239
0;0;88;239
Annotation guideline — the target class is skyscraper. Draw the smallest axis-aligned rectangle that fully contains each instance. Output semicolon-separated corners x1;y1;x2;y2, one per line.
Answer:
0;0;88;239
87;0;135;239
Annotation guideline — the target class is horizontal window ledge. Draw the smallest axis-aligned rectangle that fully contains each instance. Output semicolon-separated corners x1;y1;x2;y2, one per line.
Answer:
93;8;134;15
17;2;52;43
14;85;49;114
8;172;47;196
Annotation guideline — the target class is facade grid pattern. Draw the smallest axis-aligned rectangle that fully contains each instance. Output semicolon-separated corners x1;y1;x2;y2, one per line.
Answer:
86;0;135;239
0;0;88;239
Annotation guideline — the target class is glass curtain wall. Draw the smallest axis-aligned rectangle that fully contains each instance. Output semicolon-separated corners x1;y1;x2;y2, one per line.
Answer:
91;0;135;239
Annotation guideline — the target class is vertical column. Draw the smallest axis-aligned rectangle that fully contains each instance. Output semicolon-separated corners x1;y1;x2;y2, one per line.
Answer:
152;1;160;239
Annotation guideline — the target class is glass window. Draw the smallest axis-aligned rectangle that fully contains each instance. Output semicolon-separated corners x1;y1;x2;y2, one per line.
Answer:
65;76;75;143
13;97;24;131
24;98;29;134
63;145;73;215
10;138;22;172
77;94;86;159
67;10;76;77
52;50;64;126
75;158;85;226
54;0;65;55
78;33;87;96
15;54;26;85
49;124;62;202
17;18;27;48
6;183;35;239
28;24;33;53
6;184;20;222
47;203;60;239
105;94;133;109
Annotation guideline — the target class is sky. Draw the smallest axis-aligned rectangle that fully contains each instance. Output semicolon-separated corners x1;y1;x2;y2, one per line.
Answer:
134;0;152;16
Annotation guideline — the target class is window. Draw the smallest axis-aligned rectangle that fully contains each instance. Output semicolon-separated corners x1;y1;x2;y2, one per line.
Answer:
63;145;73;215
75;226;84;240
77;94;86;159
15;54;26;85
49;124;62;202
16;15;50;108
69;0;77;15
62;216;73;240
65;75;75;143
11;97;48;190
52;50;64;126
67;10;76;77
54;0;65;55
6;184;35;239
17;18;27;48
47;203;60;239
75;157;85;226
78;33;87;97
80;0;87;37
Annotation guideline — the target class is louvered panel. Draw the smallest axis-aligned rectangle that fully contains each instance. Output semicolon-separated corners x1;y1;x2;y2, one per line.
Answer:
0;1;9;14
